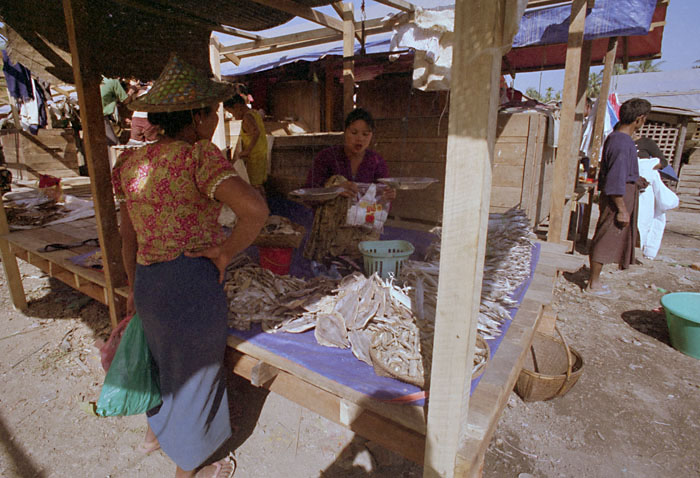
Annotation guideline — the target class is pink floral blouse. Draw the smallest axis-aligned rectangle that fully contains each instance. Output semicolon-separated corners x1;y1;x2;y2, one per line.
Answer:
111;140;237;265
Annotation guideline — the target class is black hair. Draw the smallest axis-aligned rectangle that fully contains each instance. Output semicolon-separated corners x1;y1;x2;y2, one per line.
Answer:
344;108;375;131
618;98;651;125
147;106;211;138
223;94;246;109
636;136;668;169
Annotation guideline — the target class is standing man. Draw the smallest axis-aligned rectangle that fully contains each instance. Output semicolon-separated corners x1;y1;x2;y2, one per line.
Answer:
586;98;651;296
101;77;137;145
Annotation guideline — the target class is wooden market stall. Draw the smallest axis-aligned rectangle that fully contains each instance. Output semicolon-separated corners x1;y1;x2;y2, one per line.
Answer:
0;1;659;476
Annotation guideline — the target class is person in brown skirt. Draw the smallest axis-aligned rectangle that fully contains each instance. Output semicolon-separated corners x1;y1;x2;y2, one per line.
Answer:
586;98;651;297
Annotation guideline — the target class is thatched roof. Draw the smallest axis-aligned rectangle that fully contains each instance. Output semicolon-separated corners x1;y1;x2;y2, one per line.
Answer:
0;0;336;84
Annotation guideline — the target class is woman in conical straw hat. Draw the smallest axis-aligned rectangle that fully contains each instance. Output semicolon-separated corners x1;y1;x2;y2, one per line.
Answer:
112;53;268;477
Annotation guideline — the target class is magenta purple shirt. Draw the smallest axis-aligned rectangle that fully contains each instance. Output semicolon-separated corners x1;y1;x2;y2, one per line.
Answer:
599;131;639;196
305;145;389;188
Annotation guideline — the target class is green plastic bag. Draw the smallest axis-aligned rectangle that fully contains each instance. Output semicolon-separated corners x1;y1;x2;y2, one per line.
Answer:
96;314;162;416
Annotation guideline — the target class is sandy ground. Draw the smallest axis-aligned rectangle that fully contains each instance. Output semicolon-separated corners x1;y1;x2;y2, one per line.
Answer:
0;211;698;478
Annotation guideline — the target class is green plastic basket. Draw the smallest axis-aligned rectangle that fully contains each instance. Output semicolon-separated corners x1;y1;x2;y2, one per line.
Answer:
358;240;414;279
661;292;700;360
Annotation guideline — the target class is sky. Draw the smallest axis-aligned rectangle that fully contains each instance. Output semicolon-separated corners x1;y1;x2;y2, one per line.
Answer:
511;0;700;95
218;0;699;94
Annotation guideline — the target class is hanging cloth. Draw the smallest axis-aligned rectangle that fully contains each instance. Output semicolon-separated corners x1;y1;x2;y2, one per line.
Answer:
2;50;34;101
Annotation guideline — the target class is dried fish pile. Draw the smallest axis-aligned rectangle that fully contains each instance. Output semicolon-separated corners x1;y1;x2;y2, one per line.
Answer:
392;209;534;382
406;209;534;340
224;256;337;330
270;271;435;386
5;201;67;227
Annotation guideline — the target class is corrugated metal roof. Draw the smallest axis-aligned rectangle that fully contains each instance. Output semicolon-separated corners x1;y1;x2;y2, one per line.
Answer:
612;69;700;115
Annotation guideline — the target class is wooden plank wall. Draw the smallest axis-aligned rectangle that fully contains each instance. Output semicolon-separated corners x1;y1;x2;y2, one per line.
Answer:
269;80;322;133
0;129;81;180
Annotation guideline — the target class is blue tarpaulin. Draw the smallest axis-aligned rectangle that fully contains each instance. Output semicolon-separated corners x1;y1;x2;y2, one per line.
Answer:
512;0;657;47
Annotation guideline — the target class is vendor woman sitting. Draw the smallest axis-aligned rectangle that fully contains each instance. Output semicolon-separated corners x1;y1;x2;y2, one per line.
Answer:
303;108;396;263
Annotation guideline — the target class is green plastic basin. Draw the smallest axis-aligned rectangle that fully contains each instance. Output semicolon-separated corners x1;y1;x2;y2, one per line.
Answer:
661;292;700;360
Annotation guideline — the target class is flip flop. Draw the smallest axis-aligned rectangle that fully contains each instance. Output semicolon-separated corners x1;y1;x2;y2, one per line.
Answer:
209;454;236;478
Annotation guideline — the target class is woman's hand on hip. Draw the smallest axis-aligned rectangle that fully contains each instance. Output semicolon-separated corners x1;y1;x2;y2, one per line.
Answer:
185;246;230;283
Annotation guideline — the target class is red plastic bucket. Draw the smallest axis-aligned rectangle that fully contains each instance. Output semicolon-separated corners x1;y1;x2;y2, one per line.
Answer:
259;247;293;275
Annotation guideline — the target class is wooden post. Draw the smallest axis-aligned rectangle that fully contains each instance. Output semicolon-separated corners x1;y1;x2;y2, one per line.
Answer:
589;37;618;168
63;0;127;328
209;34;228;151
324;61;334;132
423;1;506;476
673;118;688;176
5;90;21;131
0;195;28;311
570;39;592;189
342;2;355;118
548;0;587;243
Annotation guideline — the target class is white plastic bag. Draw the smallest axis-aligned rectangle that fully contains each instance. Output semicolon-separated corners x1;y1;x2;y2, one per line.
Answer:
346;183;390;232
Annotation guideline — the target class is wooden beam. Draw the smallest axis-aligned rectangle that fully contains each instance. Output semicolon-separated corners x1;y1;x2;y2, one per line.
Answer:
250;0;344;32
342;2;355;118
324;61;335;131
222;53;241;66
375;0;417;12
568;39;592;189
332;2;362;43
590;36;618;168
221;17;389;57
547;0;587;243
0;196;28;311
209;35;228;152
423;0;504;476
62;0;127;328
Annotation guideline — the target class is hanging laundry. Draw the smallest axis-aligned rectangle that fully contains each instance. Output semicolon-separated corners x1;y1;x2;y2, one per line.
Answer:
2;50;34;101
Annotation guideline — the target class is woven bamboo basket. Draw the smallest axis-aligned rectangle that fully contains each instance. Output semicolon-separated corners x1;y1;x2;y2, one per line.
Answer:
370;335;490;388
252;223;305;249
515;326;584;402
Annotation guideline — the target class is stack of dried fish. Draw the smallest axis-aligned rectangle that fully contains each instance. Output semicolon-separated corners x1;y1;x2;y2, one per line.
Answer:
405;209;534;340
224;256;337;330
393;209;534;382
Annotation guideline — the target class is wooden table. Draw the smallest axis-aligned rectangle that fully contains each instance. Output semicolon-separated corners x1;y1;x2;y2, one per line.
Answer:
225;241;583;472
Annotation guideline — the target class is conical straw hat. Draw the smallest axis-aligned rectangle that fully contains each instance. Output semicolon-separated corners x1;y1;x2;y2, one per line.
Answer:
129;53;235;112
